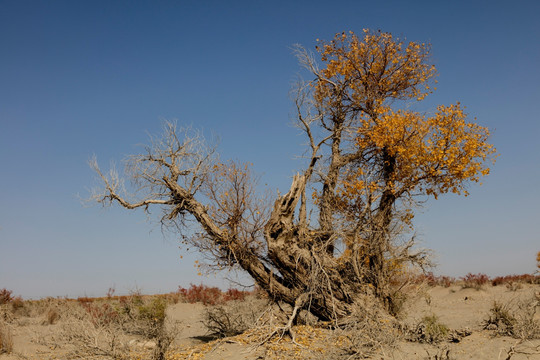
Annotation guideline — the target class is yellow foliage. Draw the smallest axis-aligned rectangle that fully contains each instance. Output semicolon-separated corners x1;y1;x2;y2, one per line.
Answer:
343;103;496;200
314;30;436;115
315;31;496;211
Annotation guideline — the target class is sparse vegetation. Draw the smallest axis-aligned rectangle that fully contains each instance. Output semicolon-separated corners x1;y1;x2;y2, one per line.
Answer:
484;296;540;340
461;273;490;290
483;301;516;336
322;295;402;359
0;321;14;354
177;284;223;305
0;281;539;359
492;274;540;286
408;315;449;344
177;283;254;306
202;296;266;338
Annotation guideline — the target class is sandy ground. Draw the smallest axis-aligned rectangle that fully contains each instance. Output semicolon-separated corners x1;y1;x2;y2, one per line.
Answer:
1;284;539;359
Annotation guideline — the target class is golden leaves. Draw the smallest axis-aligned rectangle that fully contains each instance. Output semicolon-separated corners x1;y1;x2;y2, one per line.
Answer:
315;31;496;215
339;103;496;204
313;30;436;114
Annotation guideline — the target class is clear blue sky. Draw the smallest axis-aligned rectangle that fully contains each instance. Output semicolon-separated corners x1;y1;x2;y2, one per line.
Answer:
1;0;539;299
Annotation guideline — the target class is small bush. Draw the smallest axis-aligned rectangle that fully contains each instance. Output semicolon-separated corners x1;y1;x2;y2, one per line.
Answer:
178;284;222;305
223;288;247;302
59;301;128;359
483;301;516;336
10;296;24;312
409;315;449;343
136;298;167;336
461;273;489;290
202;296;265;338
118;295;179;360
483;297;540;339
0;289;13;305
177;284;252;305
512;299;540;340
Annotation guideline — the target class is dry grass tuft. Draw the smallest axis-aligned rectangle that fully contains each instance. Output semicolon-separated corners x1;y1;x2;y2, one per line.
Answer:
483;294;540;340
0;321;14;354
315;295;401;359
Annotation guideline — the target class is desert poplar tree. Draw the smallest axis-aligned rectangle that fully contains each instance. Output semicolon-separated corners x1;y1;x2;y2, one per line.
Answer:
90;30;496;322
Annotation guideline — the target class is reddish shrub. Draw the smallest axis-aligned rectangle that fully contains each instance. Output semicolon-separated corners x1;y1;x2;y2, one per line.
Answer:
178;284;223;305
0;289;13;305
461;273;490;289
437;276;455;288
223;288;249;302
177;284;254;305
81;302;119;326
491;274;540;286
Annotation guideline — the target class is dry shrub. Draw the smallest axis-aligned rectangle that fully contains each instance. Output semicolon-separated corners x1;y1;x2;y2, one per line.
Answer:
483;301;516;336
59;301;128;359
320;295;401;359
80;301;119;327
484;296;540;339
202;296;266;338
24;297;57;318
10;296;24;312
162;291;182;304
120;295;180;360
408;314;449;344
506;297;539;340
387;271;435;318
0;321;14;354
46;309;60;325
27;298;67;323
57;294;177;359
460;273;489;290
178;284;253;305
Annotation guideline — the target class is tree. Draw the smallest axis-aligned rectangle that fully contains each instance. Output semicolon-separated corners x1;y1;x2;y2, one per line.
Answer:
90;30;496;322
